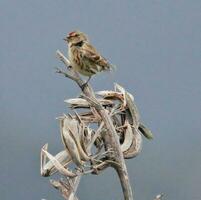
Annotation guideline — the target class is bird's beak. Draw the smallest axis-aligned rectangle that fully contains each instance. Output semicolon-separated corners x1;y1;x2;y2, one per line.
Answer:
63;37;69;42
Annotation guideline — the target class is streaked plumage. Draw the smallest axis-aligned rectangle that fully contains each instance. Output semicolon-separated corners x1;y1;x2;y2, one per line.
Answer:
64;31;113;77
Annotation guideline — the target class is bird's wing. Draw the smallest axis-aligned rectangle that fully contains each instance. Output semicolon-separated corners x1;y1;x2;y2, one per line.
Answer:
80;42;112;71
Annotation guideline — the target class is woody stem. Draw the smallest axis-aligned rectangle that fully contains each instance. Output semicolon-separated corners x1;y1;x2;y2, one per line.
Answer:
56;50;134;200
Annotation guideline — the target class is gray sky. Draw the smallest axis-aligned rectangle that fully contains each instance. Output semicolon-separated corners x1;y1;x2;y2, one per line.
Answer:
1;0;201;199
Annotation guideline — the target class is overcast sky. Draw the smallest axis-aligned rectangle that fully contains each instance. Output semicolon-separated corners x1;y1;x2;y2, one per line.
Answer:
1;0;201;200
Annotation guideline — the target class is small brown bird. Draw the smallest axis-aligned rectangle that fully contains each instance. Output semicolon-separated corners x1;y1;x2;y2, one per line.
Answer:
64;31;114;85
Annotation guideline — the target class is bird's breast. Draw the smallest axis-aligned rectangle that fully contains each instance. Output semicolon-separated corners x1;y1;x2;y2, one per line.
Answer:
68;46;94;77
68;47;80;68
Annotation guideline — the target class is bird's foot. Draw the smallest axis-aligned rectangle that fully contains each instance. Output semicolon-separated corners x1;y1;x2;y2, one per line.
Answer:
80;76;92;90
81;82;87;91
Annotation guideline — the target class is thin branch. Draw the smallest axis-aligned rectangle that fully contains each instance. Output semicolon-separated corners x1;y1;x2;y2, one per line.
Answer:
56;50;71;66
55;67;79;82
56;50;86;88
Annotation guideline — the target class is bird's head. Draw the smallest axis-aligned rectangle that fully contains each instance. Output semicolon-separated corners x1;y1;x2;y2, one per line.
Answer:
64;31;88;45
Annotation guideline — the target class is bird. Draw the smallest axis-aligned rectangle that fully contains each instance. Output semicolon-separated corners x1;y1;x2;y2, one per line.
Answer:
63;31;114;87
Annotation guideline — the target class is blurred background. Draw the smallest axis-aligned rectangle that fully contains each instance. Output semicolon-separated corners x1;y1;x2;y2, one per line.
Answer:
1;0;201;199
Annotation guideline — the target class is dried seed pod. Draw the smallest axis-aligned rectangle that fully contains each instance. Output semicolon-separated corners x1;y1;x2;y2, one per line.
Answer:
41;145;76;177
62;116;91;162
87;121;105;151
125;91;140;128
80;125;93;156
69;128;91;162
83;126;93;146
65;98;114;108
41;143;48;176
65;98;90;108
114;83;134;101
43;150;76;177
66;117;80;140
138;123;153;140
123;127;142;159
120;121;134;152
114;83;126;108
60;118;83;168
41;149;70;177
96;90;123;101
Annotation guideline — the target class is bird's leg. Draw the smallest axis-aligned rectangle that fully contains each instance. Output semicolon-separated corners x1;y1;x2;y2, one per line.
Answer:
81;76;92;90
85;76;92;84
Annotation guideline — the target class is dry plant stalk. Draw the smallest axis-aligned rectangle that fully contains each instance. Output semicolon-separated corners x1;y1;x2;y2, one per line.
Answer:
40;50;163;200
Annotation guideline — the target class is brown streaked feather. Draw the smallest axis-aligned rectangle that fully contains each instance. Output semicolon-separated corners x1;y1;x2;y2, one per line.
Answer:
80;42;111;71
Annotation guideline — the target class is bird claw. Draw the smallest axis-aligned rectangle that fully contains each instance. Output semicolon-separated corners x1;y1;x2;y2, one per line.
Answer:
81;82;87;91
81;76;91;90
